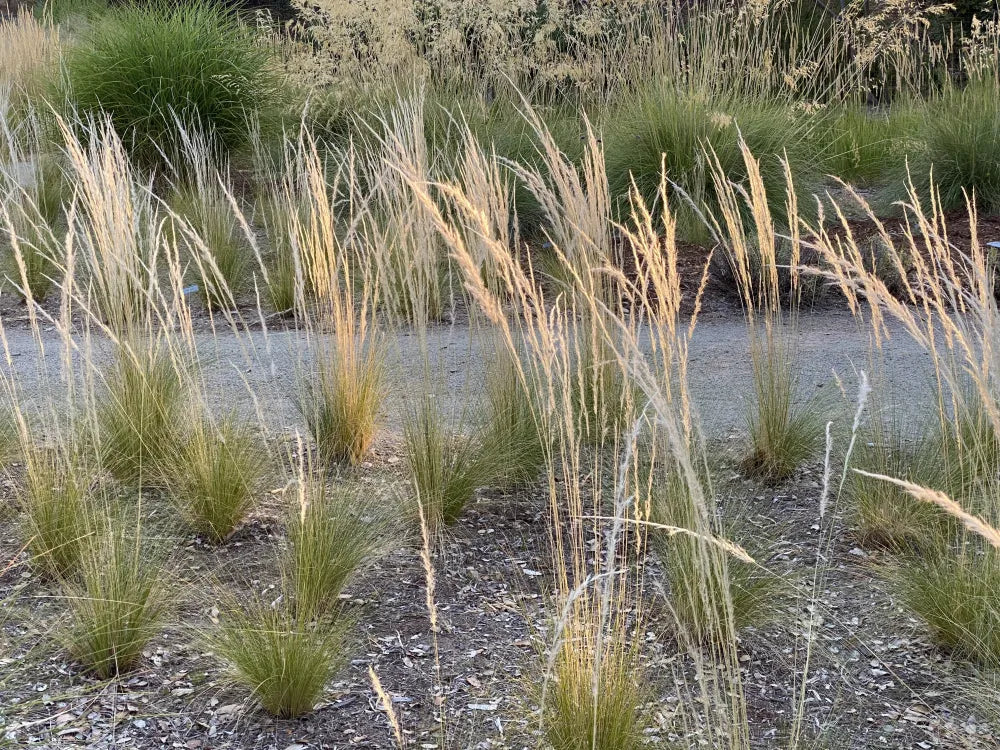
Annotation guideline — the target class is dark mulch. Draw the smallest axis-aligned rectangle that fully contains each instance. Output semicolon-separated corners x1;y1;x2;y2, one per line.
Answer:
2;443;997;749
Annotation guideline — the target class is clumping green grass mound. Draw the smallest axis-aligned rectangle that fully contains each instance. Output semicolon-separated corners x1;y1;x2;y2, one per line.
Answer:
213;599;348;718
813;103;914;186
893;77;1000;214
890;543;1000;666
603;87;818;241
65;513;167;679
59;1;281;170
545;631;644;750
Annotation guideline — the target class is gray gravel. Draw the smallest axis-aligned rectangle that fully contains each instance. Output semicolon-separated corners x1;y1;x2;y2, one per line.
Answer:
0;309;938;442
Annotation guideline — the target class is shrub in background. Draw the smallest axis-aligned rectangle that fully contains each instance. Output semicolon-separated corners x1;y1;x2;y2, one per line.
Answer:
58;1;282;170
815;103;914;186
893;78;1000;214
426;95;583;235
603;88;818;241
39;0;109;27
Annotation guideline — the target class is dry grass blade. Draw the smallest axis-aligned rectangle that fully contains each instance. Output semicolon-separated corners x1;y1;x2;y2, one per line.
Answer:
853;469;1000;549
369;665;406;748
585;515;755;564
58;115;161;334
0;11;59;106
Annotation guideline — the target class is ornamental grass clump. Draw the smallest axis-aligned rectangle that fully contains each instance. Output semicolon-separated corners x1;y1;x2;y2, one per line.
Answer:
167;416;267;542
893;78;1000;214
65;512;167;678
404;397;492;531
285;479;388;617
96;344;185;486
213;596;348;718
21;447;92;580
603;88;817;241
59;1;282;170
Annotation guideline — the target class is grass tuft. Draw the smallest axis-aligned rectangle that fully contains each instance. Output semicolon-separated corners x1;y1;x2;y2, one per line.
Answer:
848;412;955;550
21;448;92;580
479;347;546;489
213;598;347;718
285;480;388;617
167;416;266;542
65;511;167;678
889;543;1000;667
2;155;66;301
59;1;281;170
741;335;826;481
96;345;185;486
651;462;777;640
257;191;301;314
404;397;488;530
0;10;59;110
570;331;633;447
815;103;913;185
169;182;248;309
544;623;643;750
302;343;385;467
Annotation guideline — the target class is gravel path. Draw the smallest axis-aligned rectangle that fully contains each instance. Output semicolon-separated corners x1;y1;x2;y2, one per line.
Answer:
0;309;937;439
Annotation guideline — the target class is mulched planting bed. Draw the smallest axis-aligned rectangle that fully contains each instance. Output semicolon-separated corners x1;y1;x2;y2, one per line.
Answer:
2;443;996;749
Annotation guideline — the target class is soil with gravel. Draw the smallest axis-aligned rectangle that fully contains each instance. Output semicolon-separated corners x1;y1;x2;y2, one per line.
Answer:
2;436;997;749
